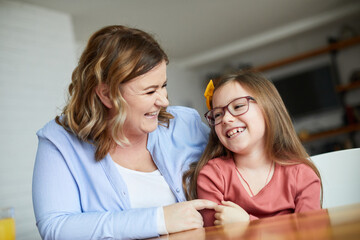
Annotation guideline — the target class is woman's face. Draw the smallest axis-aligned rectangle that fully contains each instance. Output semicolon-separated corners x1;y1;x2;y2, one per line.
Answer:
212;81;266;156
120;61;169;138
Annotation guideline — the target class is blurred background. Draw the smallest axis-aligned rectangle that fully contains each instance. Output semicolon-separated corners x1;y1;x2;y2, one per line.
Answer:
1;0;360;239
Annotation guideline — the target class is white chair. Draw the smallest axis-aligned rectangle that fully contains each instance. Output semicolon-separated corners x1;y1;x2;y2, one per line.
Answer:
310;148;360;209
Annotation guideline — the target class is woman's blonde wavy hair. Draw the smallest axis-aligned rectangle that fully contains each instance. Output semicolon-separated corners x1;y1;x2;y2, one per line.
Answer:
183;70;322;206
56;25;173;161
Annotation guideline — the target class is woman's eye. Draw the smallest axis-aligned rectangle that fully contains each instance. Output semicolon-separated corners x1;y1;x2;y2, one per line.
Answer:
162;83;167;88
147;90;156;95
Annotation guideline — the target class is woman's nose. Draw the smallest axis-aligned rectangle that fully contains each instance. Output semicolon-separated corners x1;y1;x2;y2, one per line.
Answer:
156;91;169;107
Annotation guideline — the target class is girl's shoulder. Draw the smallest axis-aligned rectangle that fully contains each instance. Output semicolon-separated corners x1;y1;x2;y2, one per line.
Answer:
200;156;234;175
279;162;315;171
278;162;319;180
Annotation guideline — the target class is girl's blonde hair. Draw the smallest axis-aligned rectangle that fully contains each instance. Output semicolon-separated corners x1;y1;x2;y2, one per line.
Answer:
56;25;173;161
183;70;322;205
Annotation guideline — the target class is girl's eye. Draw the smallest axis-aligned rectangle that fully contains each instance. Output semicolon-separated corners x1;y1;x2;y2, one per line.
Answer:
234;104;245;110
147;90;156;95
214;112;223;119
162;83;167;88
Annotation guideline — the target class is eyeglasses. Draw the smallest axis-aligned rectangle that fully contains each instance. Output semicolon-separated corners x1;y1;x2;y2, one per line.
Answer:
204;96;255;126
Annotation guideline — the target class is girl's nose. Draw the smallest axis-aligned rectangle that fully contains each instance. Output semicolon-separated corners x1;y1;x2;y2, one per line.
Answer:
221;108;235;124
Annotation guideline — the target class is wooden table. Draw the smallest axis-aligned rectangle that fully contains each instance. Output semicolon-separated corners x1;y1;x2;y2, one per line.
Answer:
153;203;360;240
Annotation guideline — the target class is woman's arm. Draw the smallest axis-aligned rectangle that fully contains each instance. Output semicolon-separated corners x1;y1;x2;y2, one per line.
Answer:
32;136;159;240
33;128;216;239
163;199;217;233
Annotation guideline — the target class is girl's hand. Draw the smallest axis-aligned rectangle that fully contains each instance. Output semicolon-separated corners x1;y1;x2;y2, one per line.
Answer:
163;199;217;233
214;201;250;225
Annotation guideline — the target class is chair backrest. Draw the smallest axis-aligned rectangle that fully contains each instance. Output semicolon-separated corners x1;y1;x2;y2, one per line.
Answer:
310;148;360;208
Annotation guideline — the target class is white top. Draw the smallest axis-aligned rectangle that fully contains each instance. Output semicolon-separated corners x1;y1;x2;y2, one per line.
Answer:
116;163;177;234
33;106;210;239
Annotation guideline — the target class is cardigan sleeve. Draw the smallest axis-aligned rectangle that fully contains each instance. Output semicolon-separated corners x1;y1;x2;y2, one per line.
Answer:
32;128;159;240
197;160;225;227
294;164;321;212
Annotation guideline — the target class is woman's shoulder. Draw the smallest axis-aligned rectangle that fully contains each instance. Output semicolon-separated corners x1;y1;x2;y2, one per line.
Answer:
37;118;65;136
36;118;96;159
167;106;201;120
163;106;209;136
37;118;78;143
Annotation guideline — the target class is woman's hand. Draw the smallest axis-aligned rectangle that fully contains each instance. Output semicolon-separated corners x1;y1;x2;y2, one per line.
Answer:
163;199;217;233
214;201;249;225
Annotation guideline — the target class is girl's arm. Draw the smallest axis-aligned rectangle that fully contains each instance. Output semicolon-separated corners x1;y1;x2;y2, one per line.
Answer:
214;201;249;225
294;164;322;212
197;161;225;226
197;168;250;226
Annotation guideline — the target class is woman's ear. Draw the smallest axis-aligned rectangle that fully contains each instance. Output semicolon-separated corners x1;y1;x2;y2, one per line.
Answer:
95;83;113;109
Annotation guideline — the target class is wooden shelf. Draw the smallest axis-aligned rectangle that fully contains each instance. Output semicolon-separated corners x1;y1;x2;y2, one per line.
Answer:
252;36;360;72
336;80;360;93
300;123;360;143
246;35;360;148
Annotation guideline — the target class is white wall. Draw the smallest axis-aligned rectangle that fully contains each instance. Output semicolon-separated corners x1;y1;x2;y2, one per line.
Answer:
167;64;204;110
0;1;76;239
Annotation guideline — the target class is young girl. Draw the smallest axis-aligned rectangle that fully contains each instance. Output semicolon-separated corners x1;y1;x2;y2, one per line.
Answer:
183;70;322;227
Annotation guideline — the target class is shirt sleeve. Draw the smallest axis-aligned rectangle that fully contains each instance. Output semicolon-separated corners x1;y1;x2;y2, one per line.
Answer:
196;160;225;227
157;207;168;235
32;135;159;240
294;164;321;212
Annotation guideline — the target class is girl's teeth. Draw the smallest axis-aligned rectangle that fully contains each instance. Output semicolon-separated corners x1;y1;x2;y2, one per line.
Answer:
227;128;245;138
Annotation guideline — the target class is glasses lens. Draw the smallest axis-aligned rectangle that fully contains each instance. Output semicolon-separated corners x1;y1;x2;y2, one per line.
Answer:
228;97;248;116
205;112;214;125
205;97;251;126
212;109;224;125
206;108;223;125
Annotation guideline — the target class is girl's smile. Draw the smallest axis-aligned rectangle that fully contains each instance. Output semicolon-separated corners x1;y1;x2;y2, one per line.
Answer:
226;126;246;138
212;81;266;156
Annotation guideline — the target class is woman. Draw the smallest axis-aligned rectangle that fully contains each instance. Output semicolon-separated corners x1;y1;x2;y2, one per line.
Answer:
183;70;322;227
32;25;216;240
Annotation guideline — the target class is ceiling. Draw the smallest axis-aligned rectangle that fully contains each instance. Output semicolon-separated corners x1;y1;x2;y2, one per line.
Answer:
14;0;360;67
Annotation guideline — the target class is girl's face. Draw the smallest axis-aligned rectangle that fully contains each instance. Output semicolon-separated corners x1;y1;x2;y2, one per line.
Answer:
212;81;266;156
120;61;169;138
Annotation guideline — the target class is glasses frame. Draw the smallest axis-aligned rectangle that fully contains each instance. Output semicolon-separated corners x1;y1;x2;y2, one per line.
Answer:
204;96;255;126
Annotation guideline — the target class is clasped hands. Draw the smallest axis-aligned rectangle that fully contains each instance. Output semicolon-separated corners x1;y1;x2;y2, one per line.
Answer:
163;199;249;233
214;200;250;225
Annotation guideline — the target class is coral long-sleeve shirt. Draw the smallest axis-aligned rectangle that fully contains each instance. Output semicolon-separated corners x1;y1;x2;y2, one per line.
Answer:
197;157;321;227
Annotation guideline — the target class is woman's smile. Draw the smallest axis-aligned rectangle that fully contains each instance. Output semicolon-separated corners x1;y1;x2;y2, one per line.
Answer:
145;110;159;118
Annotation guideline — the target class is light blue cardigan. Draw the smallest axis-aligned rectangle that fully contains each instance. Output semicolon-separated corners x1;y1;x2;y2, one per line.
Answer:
32;106;210;240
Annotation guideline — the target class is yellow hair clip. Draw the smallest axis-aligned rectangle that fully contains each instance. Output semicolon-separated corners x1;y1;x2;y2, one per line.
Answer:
204;79;214;110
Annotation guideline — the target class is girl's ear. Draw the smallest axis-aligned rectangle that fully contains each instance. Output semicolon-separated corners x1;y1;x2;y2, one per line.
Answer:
95;83;113;109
